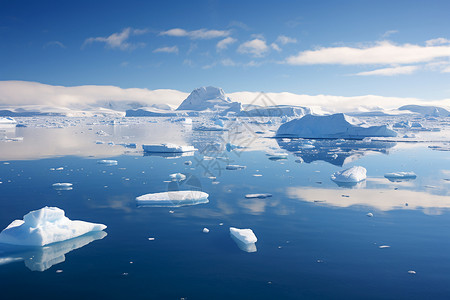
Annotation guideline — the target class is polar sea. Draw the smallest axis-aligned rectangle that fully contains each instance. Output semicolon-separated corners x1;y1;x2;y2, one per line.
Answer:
0;116;450;299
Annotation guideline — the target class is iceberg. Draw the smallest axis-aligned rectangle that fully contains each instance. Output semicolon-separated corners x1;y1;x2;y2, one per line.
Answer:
97;160;118;165
0;207;107;246
136;191;209;207
176;86;241;113
169;173;186;181
229;227;257;253
331;166;367;183
398;105;450;117
0;117;17;125
142;143;196;153
52;183;73;190
226;165;246;170
239;105;311;118
245;194;272;199
384;172;417;181
276;113;397;139
0;231;107;272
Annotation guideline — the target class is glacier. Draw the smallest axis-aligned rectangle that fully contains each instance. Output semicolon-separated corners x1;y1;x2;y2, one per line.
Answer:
0;207;107;246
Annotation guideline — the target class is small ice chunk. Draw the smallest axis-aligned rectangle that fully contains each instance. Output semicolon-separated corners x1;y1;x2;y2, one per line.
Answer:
142;143;196;153
52;183;73;188
184;161;192;165
0;207;107;246
230;227;257;253
97;160;118;165
136;191;209;207
245;194;272;199
202;228;210;233
266;152;288;160
169;173;186;181
226;165;246;170
384;172;417;180
379;245;390;249
331;166;367;183
408;270;416;274
367;212;374;217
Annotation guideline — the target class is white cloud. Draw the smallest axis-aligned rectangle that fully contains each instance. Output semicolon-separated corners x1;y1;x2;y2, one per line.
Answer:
44;41;66;49
426;37;450;46
153;46;179;54
286;41;450;65
381;30;398;38
221;58;237;66
160;28;230;39
271;43;281;52
276;35;297;45
237;39;269;57
83;28;147;50
216;37;237;51
355;65;419;76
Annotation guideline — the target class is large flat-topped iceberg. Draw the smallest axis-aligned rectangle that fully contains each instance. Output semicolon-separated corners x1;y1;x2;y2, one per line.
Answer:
398;105;450;117
384;172;417;181
276;113;397;139
0;117;17;125
136;191;209;207
239;105;311;118
0;207;107;246
176;86;241;113
142;143;196;153
331;166;367;183
230;227;258;253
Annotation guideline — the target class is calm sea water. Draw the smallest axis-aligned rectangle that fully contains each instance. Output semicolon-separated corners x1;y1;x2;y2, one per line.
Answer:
0;118;449;299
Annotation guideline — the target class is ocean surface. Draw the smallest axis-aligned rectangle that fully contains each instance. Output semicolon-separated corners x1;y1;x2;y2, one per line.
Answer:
0;117;449;299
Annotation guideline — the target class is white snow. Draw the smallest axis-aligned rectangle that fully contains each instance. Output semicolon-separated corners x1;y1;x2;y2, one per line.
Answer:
245;194;273;199
384;172;417;180
230;227;257;253
142;143;196;153
136;191;209;207
169;173;186;181
276;113;397;139
0;207;107;246
331;166;367;183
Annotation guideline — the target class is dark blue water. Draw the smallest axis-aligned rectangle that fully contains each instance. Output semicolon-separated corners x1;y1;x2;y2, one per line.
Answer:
0;124;450;299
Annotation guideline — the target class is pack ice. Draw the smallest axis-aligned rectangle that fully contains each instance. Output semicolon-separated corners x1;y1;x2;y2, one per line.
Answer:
276;113;397;139
0;207;107;246
136;191;209;207
331;166;367;183
230;227;258;253
142;143;196;153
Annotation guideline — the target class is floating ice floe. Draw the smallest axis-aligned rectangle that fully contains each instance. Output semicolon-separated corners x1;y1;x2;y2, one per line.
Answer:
226;165;246;170
266;152;288;160
245;194;273;199
97;160;118;165
202;228;210;233
194;125;229;131
136;191;209;207
384;172;417;181
0;207;107;246
142;143;196;153
169;173;186;181
52;183;73;190
0;231;106;272
276;113;397;139
0;117;17;125
331;166;367;183
230;227;257;253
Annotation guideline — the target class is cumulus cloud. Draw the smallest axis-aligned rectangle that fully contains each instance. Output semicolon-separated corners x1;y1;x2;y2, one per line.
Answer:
355;65;419;76
426;37;450;46
216;37;237;51
271;43;281;52
381;30;398;38
276;35;297;45
153;46;179;54
237;39;269;57
83;27;147;50
160;28;230;39
286;41;450;65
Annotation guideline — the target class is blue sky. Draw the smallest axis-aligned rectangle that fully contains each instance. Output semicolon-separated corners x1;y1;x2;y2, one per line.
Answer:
1;0;450;99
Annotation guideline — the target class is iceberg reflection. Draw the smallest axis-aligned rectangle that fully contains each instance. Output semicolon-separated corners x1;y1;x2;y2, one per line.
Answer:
0;231;107;271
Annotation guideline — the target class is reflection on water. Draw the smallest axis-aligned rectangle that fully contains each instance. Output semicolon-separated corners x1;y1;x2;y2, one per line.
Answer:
277;138;396;166
0;231;107;271
287;187;450;214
